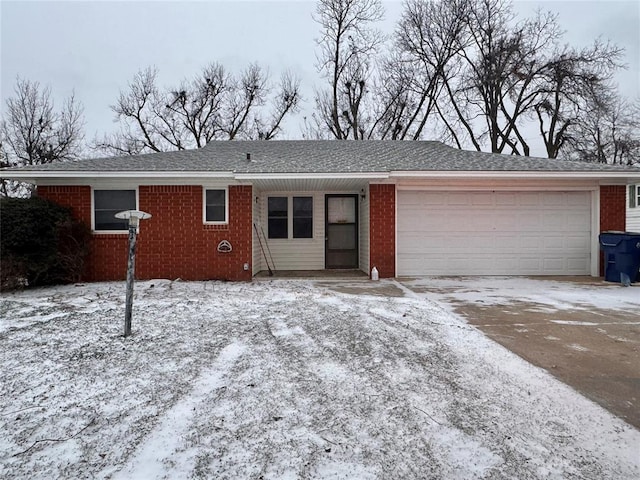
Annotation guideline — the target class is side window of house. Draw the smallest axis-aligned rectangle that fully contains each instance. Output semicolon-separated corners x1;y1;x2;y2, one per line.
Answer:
631;185;639;208
293;196;313;238
268;197;288;238
205;189;227;223
94;190;136;231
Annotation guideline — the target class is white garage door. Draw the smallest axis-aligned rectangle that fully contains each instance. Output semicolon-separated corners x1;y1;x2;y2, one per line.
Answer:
397;190;592;276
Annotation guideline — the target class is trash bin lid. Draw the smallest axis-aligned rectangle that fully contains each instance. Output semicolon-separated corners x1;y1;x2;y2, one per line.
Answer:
599;233;623;247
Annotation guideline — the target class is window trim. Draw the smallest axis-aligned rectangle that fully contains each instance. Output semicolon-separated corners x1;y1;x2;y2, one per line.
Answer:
292;196;313;239
203;187;229;225
267;196;289;239
92;188;139;233
631;184;640;209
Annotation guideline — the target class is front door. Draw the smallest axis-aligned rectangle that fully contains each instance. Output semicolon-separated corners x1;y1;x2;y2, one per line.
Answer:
325;194;358;269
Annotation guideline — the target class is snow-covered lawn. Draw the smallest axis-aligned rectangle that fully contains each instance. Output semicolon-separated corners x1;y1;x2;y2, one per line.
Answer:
1;279;638;479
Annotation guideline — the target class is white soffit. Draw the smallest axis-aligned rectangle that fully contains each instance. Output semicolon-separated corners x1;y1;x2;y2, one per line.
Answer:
249;177;373;192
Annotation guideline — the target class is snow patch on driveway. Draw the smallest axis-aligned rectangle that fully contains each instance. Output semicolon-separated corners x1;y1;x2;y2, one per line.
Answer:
405;276;640;312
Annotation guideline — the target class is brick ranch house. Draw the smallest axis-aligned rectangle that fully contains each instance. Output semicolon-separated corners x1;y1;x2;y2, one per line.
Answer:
2;141;639;281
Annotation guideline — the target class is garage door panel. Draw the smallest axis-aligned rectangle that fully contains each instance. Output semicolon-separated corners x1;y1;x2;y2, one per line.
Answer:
543;236;565;249
543;213;566;229
567;257;590;271
491;236;519;250
447;195;471;205
401;196;425;207
518;258;543;271
496;193;517;205
542;257;563;270
518;193;543;206
517;214;543;230
471;193;494;205
490;215;515;230
543;193;561;205
397;190;591;276
519;236;541;249
566;235;590;249
567;193;589;205
567;212;591;228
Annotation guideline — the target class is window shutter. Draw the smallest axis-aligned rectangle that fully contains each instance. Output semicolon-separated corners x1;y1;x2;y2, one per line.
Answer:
630;185;637;209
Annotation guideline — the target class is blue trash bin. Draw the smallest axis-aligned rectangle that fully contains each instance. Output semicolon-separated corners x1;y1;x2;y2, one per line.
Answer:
599;232;640;285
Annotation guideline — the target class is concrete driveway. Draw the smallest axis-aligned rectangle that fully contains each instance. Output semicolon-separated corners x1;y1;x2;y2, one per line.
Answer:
302;275;640;428
395;276;640;430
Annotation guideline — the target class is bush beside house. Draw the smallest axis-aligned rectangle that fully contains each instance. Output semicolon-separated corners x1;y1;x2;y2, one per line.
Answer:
0;197;91;290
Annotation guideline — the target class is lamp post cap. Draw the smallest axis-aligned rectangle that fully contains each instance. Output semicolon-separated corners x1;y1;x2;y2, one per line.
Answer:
115;210;152;221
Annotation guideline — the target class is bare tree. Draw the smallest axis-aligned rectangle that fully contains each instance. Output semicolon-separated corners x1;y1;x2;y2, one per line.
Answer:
95;63;300;155
1;77;84;165
254;71;303;140
434;0;565;155
313;0;384;139
378;0;470;140
423;0;629;159
533;40;624;159
565;93;640;165
1;77;84;196
0;134;12;197
611;98;640;165
309;0;631;157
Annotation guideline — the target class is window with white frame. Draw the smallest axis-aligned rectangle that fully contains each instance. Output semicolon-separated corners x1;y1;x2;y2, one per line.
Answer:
293;196;313;238
630;185;639;208
267;196;313;239
204;189;228;223
268;197;288;238
93;189;137;231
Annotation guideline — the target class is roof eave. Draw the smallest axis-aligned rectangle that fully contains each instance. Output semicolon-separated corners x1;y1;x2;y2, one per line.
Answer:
390;170;640;180
2;169;637;183
0;170;236;180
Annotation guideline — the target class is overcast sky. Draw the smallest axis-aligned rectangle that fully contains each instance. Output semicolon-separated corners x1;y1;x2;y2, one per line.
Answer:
1;0;638;148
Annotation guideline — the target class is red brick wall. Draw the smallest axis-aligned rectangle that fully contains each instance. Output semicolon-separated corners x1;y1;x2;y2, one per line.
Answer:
600;185;626;232
37;184;253;282
37;186;92;225
599;185;627;275
369;184;396;278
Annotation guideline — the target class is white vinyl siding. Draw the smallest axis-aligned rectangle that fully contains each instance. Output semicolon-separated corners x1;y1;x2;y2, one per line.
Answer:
359;188;370;274
397;190;592;276
252;191;264;276
628;185;640;232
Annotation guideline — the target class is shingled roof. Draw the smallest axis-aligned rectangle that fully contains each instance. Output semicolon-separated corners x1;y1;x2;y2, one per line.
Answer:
2;140;637;175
